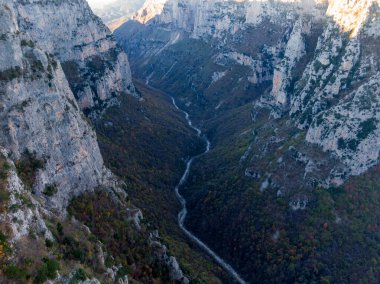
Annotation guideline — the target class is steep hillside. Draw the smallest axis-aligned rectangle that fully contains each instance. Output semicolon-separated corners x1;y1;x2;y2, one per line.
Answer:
15;0;136;116
0;0;191;283
116;0;380;282
0;0;111;214
95;80;229;283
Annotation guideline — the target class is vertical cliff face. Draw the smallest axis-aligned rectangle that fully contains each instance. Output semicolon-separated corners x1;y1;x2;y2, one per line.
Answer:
14;0;136;116
134;0;169;24
134;0;327;38
0;0;114;213
326;0;380;37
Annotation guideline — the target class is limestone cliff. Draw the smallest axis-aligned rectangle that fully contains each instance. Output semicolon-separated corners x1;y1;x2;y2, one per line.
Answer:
0;0;116;214
0;1;188;282
15;0;136;115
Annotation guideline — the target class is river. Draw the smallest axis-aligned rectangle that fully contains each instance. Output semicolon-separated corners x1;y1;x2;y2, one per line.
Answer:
171;97;248;284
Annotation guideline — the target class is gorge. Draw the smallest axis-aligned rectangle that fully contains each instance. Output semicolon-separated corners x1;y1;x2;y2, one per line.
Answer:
171;97;247;284
116;0;380;283
0;0;380;283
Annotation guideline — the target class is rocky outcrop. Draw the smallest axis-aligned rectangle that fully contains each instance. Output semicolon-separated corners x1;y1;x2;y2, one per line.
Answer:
15;0;136;115
134;0;326;38
288;2;380;178
0;148;52;243
134;0;168;24
271;18;309;109
149;231;189;284
326;0;380;37
0;0;120;213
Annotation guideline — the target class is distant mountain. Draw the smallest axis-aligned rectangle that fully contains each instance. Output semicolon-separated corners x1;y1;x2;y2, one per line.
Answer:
92;0;145;31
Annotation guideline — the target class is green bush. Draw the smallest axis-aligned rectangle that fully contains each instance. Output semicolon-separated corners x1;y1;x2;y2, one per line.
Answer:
116;266;129;280
34;258;60;284
43;184;58;196
56;222;64;236
0;191;10;205
21;39;35;48
69;268;87;284
15;150;45;190
45;239;54;248
357;118;377;141
4;264;27;281
0;66;23;81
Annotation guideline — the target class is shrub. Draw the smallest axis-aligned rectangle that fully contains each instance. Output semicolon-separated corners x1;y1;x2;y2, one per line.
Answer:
15;150;45;190
56;222;64;236
357;118;377;141
69;268;87;284
33;258;60;284
70;248;86;262
338;138;359;151
116;266;129;280
45;239;54;248
43;184;58;196
21;39;35;48
0;231;11;264
0;66;23;81
0;155;10;213
4;264;27;281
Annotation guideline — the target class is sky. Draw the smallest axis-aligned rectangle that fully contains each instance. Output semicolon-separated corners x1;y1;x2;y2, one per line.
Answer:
87;0;117;9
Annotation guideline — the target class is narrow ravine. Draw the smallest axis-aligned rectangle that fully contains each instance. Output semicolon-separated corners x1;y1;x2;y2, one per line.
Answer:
171;97;248;284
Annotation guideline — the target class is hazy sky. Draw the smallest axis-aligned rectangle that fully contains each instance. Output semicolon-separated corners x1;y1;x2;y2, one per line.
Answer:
87;0;116;9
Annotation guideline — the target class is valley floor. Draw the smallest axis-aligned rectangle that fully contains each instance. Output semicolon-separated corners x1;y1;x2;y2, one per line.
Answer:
95;80;231;283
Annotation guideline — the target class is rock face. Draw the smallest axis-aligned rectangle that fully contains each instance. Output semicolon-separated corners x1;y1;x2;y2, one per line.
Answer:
15;0;136;116
134;0;168;24
0;2;190;284
117;0;380;183
0;148;53;243
0;0;115;213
